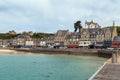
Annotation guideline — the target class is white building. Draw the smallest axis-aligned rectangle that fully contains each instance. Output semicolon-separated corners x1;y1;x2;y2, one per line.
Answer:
79;41;96;47
85;20;101;29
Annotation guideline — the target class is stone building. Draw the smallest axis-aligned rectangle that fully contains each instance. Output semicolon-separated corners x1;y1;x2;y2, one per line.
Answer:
11;34;31;47
111;36;120;49
25;38;34;47
46;21;117;48
54;30;69;46
8;30;16;35
66;32;80;47
79;25;117;47
85;20;101;28
0;39;2;47
46;36;55;46
79;28;98;47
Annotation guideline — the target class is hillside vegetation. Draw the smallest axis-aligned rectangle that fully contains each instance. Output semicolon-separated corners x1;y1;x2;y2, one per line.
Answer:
0;33;54;39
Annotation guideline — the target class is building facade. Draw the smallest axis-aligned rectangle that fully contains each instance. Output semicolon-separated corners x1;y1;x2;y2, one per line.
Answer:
54;30;69;46
8;30;16;35
53;21;117;48
111;36;120;49
85;20;101;28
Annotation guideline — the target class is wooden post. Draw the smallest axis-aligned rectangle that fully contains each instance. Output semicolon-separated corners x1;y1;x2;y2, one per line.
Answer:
116;50;119;62
112;51;118;63
112;53;116;63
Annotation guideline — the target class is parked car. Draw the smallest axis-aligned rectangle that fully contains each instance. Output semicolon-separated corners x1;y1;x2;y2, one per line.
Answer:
106;48;114;50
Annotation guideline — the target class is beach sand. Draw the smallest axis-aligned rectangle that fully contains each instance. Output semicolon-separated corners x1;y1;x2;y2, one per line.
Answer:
0;49;17;54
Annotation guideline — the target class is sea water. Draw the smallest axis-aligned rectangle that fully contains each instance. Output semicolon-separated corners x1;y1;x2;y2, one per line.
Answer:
0;54;107;80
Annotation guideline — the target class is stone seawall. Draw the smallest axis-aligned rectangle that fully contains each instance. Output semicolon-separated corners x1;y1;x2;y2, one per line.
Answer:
12;48;99;56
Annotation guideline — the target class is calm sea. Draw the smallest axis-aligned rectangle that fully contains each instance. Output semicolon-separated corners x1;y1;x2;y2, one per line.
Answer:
0;54;107;80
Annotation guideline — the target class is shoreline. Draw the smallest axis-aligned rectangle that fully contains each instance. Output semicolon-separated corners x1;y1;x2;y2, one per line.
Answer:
10;48;100;56
0;48;98;56
0;48;112;58
0;48;111;60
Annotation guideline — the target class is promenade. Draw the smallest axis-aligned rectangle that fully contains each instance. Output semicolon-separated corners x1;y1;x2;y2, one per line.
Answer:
93;56;120;80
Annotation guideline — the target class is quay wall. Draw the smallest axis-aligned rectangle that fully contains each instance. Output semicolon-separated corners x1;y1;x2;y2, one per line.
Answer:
12;48;99;56
10;48;115;58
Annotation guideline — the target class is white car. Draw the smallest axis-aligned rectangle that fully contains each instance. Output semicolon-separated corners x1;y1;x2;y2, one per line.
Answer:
107;48;114;50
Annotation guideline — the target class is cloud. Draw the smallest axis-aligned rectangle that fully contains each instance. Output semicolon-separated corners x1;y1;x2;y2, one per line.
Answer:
0;0;120;33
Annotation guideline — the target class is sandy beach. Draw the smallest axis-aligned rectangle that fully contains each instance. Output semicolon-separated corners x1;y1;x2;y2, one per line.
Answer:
0;49;17;54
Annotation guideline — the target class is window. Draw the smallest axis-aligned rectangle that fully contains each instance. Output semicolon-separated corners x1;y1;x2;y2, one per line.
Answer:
91;35;93;38
84;42;86;44
87;42;89;44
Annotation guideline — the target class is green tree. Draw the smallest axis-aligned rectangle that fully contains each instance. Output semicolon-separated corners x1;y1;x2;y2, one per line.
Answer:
30;33;54;39
0;33;19;39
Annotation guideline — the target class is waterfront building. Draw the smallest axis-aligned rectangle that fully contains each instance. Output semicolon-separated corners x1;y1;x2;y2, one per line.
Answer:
111;36;120;49
53;21;117;48
46;36;55;47
34;38;47;47
2;39;10;47
11;38;17;47
0;39;2;47
12;34;31;47
6;21;116;49
54;30;69;47
34;39;42;47
79;21;117;48
66;32;80;48
28;31;34;36
8;30;16;35
39;38;47;47
22;31;34;36
79;28;97;47
85;20;101;28
25;38;34;47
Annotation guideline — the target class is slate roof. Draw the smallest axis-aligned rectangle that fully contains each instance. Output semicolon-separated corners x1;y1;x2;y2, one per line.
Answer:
85;20;101;28
67;32;80;39
86;27;114;35
88;28;98;34
113;36;120;42
56;30;69;36
102;27;114;34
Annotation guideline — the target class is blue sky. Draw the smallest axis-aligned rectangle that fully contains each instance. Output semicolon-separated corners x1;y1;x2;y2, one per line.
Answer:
0;0;120;33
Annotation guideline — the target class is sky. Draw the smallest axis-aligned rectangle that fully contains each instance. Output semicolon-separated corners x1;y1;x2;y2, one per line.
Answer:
0;0;120;33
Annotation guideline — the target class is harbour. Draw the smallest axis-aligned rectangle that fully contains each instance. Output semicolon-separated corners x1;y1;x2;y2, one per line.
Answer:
0;53;107;80
1;48;120;80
